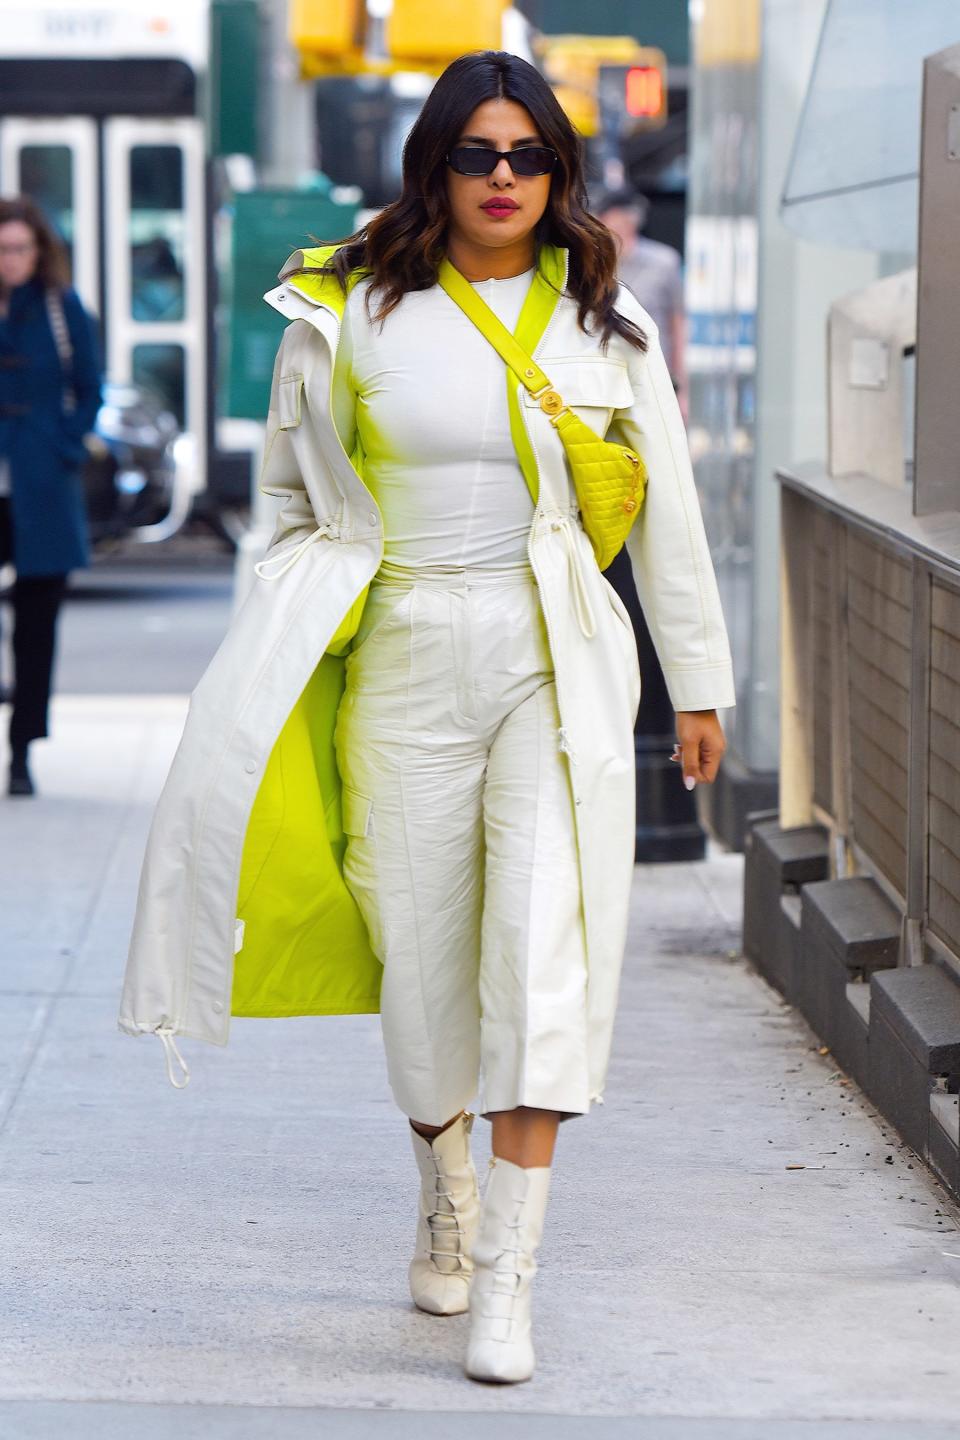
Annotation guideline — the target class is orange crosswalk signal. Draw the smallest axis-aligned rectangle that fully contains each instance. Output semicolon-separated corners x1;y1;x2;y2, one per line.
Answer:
625;65;664;120
597;50;668;133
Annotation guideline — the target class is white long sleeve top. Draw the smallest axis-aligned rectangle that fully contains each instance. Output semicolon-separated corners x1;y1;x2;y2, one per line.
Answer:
330;266;537;569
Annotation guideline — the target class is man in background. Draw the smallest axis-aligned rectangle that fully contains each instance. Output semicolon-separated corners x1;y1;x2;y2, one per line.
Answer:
594;187;701;860
597;187;688;422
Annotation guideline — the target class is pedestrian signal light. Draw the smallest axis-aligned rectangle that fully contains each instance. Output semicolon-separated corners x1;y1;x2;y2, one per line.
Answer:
625;65;663;120
597;49;668;133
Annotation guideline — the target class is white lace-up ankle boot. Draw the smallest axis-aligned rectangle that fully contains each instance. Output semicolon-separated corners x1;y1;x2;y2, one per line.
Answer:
465;1156;552;1383
408;1110;480;1316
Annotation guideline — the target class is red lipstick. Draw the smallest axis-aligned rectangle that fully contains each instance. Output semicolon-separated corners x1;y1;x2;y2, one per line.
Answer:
481;198;519;216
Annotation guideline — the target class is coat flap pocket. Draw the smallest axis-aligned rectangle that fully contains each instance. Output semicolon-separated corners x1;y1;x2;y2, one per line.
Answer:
522;357;634;410
342;786;373;838
278;373;304;429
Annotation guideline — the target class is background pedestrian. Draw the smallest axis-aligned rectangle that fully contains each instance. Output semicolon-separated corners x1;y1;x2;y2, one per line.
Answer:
0;197;103;796
597;186;688;421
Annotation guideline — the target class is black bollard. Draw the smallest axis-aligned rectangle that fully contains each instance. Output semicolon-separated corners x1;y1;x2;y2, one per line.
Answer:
603;547;707;863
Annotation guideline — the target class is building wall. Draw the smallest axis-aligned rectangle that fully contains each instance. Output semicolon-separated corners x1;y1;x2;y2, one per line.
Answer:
750;0;880;770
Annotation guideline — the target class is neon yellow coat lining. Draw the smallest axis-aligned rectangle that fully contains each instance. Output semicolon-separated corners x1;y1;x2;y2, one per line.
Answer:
230;243;568;1020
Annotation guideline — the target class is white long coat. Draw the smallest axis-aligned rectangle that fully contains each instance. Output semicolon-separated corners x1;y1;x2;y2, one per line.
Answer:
118;247;736;1095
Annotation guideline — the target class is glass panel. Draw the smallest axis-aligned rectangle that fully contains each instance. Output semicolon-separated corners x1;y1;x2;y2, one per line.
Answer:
19;144;74;265
686;38;760;760
781;0;960;252
133;343;185;426
129;145;185;322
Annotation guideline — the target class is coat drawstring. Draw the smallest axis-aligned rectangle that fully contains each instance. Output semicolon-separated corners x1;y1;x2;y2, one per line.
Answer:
253;522;339;582
156;1026;190;1089
550;516;596;640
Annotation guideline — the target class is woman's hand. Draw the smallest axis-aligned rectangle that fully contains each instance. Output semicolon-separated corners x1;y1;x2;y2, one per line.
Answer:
669;709;726;790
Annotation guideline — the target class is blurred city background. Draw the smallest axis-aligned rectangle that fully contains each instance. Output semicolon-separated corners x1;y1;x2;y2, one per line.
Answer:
4;1;960;1433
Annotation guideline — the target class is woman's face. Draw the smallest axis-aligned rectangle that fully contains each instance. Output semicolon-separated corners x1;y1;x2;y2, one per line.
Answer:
0;220;39;290
444;98;553;255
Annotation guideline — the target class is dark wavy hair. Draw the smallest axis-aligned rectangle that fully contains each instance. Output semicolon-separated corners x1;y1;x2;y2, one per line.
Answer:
0;196;71;289
300;50;647;353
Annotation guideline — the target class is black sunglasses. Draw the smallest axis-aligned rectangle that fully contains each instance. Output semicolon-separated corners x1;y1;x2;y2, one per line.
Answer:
446;145;558;178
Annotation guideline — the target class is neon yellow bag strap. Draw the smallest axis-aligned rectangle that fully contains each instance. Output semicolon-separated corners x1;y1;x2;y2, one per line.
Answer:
436;258;552;396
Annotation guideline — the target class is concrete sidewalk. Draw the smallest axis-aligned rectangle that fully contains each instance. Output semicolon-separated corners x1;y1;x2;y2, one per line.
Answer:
2;696;960;1437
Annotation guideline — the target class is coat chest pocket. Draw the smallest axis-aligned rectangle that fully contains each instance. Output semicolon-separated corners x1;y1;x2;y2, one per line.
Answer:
278;373;304;429
522;356;634;435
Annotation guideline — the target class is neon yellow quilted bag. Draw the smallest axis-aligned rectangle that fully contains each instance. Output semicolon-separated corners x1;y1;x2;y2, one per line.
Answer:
437;258;647;571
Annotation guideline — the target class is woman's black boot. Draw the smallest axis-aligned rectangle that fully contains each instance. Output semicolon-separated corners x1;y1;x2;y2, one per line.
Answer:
8;744;34;797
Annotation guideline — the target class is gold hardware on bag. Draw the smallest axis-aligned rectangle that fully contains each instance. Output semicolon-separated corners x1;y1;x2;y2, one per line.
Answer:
538;389;563;416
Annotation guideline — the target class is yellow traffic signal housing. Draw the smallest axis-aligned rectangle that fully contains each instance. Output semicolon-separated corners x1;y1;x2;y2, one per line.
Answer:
291;0;511;77
385;0;509;68
289;0;366;75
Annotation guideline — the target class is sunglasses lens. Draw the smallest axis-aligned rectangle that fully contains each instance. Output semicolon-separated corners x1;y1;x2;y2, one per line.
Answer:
449;147;497;176
448;146;557;177
509;147;556;176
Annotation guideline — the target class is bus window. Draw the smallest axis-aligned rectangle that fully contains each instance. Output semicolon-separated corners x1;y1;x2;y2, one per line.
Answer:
133;342;185;426
130;145;185;322
19;145;74;262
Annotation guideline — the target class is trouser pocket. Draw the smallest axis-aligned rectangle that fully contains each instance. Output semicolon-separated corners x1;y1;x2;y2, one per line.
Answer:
448;589;478;722
341;784;386;959
347;585;413;665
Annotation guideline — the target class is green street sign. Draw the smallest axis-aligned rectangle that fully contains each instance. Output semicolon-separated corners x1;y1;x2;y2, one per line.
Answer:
226;188;358;420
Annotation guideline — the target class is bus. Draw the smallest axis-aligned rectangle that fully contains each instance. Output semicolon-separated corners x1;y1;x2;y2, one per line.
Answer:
0;0;218;543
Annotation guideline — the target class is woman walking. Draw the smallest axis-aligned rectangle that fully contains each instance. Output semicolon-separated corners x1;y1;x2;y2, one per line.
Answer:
119;51;735;1383
0;197;102;796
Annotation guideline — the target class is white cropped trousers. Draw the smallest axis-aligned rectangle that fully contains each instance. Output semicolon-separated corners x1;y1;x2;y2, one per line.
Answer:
334;560;591;1124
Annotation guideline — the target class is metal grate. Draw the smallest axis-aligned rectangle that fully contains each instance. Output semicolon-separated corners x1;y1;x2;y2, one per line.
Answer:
929;578;960;955
811;507;835;813
846;532;911;894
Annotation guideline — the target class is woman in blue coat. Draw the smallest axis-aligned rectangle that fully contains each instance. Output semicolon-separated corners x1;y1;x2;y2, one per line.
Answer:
0;197;103;796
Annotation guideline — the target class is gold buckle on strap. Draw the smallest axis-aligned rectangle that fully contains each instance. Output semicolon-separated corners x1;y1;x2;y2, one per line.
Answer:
531;383;564;418
530;383;569;427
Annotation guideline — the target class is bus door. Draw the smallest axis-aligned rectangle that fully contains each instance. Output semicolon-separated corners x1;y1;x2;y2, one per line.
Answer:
0;115;100;313
104;116;207;499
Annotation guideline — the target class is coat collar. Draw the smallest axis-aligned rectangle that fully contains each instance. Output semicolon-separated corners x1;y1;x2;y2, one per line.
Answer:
2;276;44;325
276;244;368;318
266;242;569;334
